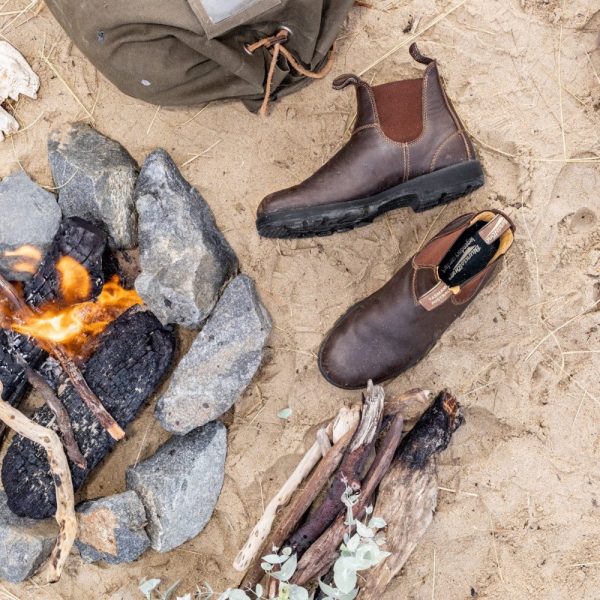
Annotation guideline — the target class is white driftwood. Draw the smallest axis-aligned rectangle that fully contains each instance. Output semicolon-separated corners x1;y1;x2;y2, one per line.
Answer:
0;383;76;582
233;405;361;572
0;40;39;140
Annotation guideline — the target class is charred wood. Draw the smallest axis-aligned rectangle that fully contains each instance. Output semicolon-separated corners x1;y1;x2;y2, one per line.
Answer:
1;308;175;519
24;217;106;307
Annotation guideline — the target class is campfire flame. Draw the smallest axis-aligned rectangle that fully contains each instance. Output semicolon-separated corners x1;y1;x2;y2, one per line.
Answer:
7;255;142;357
3;245;42;274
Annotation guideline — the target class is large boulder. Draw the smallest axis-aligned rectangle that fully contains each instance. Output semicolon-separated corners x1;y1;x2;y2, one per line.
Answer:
156;275;272;434
126;421;227;553
134;149;238;329
0;171;61;281
48;122;138;249
76;491;150;564
0;491;56;582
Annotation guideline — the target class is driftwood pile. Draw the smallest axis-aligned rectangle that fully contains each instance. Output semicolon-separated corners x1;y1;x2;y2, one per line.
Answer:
235;384;463;598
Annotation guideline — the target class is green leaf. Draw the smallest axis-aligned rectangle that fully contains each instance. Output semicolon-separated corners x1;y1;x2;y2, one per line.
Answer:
139;578;161;599
286;584;310;600
255;583;264;598
263;553;288;564
271;554;298;582
333;565;357;594
368;517;387;530
355;521;374;539
345;534;361;553
228;590;251;600
261;562;274;572
278;408;293;420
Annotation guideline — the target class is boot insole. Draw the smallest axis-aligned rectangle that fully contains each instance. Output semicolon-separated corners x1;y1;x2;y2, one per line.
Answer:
439;223;500;287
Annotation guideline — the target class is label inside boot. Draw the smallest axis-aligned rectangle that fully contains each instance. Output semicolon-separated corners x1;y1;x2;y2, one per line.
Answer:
439;223;501;287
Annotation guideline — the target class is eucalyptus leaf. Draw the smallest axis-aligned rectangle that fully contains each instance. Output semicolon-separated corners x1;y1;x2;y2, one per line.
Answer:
139;578;161;599
271;554;298;582
285;584;310;600
277;408;293;420
355;521;374;539
333;565;357;594
255;583;264;598
228;590;251;600
263;553;289;564
368;517;387;530
261;562;274;571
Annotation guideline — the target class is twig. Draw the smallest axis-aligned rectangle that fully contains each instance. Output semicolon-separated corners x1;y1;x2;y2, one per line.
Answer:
233;406;361;572
292;411;405;586
240;423;359;590
0;273;124;440
0;383;76;582
17;358;87;469
287;382;385;555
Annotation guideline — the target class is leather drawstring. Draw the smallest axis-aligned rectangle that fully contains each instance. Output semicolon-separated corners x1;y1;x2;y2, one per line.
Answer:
245;29;336;116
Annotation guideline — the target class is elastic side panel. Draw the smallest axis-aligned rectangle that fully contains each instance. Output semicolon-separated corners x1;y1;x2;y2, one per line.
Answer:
372;78;424;143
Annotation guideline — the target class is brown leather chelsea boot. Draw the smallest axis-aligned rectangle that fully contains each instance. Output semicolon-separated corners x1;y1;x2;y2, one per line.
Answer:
256;43;484;238
319;210;515;389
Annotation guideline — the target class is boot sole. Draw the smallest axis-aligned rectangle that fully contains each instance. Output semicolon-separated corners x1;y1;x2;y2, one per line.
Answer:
256;160;485;239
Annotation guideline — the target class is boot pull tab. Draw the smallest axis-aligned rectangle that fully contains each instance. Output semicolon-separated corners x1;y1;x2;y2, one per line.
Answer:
409;43;434;65
332;74;364;90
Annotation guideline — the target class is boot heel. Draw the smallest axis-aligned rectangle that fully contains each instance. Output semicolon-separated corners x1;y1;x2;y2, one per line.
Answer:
410;160;485;213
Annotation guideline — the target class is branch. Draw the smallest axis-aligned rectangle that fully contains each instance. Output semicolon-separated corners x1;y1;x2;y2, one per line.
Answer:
18;358;87;469
0;383;76;582
292;410;405;586
234;406;360;573
240;417;360;589
0;273;124;440
286;381;385;556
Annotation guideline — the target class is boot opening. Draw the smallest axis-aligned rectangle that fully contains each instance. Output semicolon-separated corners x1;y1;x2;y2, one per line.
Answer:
439;213;513;287
373;78;423;143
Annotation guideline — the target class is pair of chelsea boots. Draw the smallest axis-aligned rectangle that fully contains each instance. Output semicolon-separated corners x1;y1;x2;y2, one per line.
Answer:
257;44;516;389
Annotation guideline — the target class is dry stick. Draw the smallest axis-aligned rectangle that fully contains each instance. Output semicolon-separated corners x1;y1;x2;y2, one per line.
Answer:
287;382;385;556
383;388;432;417
0;382;76;582
233;405;361;572
358;392;463;599
292;411;405;587
240;425;359;590
17;358;87;469
0;273;124;440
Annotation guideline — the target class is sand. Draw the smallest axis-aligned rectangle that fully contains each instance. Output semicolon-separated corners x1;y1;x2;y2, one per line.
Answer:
1;0;599;598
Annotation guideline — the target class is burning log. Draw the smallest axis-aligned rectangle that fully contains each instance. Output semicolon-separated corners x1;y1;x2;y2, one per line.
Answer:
291;410;405;587
24;217;106;307
0;270;126;441
286;382;384;556
2;308;175;519
0;382;76;582
234;405;361;574
358;392;463;599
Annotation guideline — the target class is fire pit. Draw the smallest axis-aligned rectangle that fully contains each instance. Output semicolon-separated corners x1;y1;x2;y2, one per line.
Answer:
0;123;271;582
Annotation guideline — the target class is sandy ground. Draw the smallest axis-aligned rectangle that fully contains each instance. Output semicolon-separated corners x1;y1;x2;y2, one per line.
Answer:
1;0;599;598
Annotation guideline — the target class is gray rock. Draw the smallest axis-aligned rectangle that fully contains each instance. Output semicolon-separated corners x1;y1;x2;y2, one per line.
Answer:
156;275;272;434
134;149;238;328
0;171;61;281
0;490;56;582
126;421;227;553
48;122;138;249
75;491;150;564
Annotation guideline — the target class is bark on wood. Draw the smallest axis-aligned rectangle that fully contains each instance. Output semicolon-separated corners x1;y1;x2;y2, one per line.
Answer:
383;388;432;417
0;383;76;582
291;411;405;587
0;272;125;440
240;421;359;590
24;217;106;307
18;359;87;469
287;381;385;556
357;391;463;599
234;405;361;573
2;308;175;519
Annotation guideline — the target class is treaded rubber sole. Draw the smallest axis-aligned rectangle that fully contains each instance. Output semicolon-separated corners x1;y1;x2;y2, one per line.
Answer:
256;160;485;239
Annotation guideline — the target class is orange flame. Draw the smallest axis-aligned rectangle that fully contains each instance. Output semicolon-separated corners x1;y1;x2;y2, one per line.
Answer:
10;255;142;357
3;245;42;274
